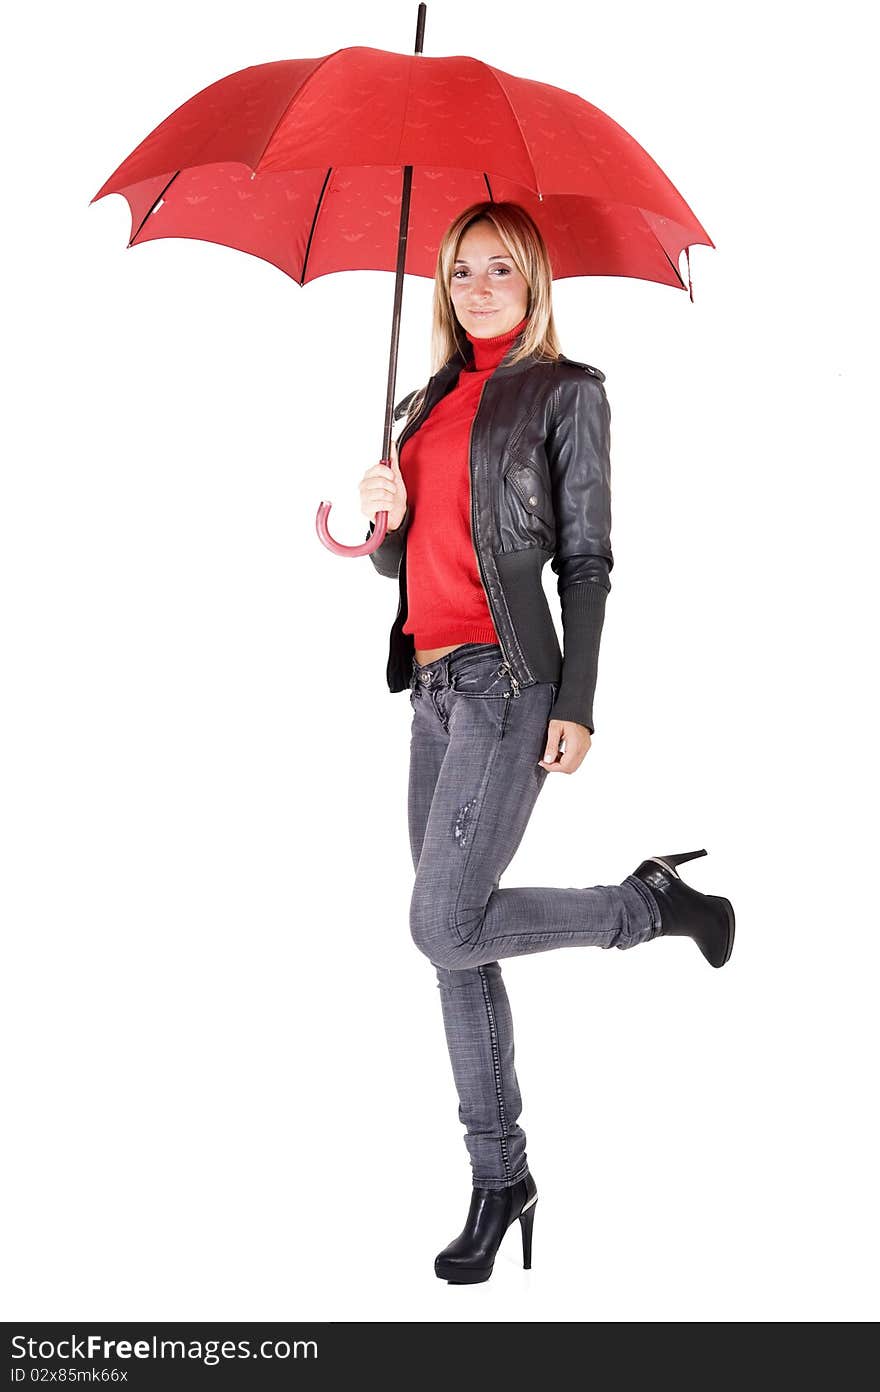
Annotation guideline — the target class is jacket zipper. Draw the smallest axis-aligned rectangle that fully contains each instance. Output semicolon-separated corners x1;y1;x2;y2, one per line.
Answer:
468;382;520;698
390;386;439;672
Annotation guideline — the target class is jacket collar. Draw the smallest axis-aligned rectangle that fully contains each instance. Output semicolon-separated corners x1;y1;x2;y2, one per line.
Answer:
398;326;542;449
396;324;551;460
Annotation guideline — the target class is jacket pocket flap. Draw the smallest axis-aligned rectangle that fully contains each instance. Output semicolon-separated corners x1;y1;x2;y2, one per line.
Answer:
504;459;554;526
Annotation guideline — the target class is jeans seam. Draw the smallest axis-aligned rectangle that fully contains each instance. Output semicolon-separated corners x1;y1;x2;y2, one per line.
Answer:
449;695;511;947
477;965;513;1186
429;688;449;734
469;926;619;953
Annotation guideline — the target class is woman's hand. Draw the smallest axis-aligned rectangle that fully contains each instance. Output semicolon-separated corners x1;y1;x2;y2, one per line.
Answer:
538;719;592;774
359;437;408;532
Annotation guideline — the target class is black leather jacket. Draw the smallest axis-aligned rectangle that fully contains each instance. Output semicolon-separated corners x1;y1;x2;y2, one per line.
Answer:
366;323;613;732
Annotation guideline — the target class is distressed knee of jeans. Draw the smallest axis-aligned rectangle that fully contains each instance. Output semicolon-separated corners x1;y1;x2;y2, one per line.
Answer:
452;797;478;848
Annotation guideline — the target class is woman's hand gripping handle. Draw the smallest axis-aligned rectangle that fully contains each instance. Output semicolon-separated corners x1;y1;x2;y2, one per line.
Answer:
359;437;408;533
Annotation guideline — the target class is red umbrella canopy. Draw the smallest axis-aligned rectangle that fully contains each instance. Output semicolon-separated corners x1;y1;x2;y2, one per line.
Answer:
91;46;713;293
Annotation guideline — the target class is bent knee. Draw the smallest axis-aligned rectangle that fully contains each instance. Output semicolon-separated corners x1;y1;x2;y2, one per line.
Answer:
409;893;472;969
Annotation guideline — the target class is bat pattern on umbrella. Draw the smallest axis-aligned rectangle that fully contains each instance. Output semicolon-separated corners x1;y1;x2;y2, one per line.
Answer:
90;3;713;555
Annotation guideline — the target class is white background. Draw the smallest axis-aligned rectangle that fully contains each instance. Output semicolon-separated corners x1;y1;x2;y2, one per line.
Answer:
3;0;877;1323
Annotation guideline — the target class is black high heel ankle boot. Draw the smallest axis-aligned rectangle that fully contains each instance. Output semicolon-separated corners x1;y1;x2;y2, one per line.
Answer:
434;1171;538;1284
632;848;735;968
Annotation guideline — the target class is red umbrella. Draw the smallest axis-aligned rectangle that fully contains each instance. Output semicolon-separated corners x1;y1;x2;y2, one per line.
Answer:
90;4;713;555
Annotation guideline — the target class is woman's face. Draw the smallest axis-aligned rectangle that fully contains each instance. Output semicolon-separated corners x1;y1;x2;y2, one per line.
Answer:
449;220;530;337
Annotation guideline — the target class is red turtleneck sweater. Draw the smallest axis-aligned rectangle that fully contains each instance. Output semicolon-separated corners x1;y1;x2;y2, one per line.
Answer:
399;314;529;650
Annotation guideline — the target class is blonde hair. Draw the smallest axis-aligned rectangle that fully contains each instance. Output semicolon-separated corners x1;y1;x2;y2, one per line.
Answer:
402;201;562;425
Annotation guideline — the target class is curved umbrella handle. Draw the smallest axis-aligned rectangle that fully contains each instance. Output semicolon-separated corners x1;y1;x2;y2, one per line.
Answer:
315;20;423;560
315;458;391;557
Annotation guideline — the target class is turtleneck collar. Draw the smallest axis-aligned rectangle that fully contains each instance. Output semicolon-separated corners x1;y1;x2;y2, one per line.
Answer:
464;314;530;372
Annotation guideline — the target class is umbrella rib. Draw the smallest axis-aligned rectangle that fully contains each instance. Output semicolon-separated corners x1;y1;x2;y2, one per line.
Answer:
483;173;494;201
658;239;687;291
484;65;541;197
301;168;333;285
634;205;687;290
129;171;181;247
393;52;417;167
252;50;342;176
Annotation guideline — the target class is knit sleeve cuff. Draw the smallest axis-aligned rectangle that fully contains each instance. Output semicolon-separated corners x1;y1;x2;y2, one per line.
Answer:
547;581;609;733
365;506;411;579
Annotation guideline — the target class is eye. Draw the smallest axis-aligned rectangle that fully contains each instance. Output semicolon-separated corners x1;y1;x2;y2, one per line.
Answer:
452;266;513;279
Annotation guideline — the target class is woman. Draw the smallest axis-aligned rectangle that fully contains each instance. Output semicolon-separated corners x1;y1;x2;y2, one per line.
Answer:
359;201;735;1285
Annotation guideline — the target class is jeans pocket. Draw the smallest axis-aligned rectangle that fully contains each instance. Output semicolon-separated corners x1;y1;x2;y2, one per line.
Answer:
450;654;512;699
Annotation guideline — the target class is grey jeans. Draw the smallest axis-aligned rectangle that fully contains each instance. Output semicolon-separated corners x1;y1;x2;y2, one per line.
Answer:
407;641;662;1190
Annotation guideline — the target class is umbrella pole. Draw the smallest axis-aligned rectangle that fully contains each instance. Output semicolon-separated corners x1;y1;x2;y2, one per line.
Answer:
381;3;428;461
381;165;414;463
315;1;429;556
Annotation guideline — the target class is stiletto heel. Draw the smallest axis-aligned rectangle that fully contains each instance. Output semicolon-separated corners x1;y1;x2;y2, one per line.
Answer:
631;848;735;968
519;1195;537;1269
646;848;707;876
